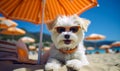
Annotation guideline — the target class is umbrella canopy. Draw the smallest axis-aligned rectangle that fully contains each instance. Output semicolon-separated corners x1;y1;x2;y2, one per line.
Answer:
100;45;111;49
29;45;36;51
0;27;26;35
85;33;106;41
0;17;17;29
100;44;111;53
87;47;95;50
85;33;106;50
20;36;35;43
0;0;98;24
42;46;50;52
111;41;120;47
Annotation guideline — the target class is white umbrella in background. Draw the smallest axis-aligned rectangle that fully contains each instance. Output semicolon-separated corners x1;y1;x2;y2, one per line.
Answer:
111;41;120;53
28;45;37;55
85;33;106;54
29;45;36;51
87;47;95;50
85;33;106;48
100;45;111;53
20;36;35;43
86;47;95;54
111;41;120;47
42;46;50;52
0;17;18;29
85;33;106;41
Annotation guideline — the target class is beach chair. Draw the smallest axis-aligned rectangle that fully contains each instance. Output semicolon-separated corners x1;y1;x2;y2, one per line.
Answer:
0;40;18;62
0;40;37;64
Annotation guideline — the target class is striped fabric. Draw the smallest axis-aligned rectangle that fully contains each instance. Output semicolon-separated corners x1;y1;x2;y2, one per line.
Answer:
0;40;16;52
0;0;97;24
0;40;18;61
0;40;37;64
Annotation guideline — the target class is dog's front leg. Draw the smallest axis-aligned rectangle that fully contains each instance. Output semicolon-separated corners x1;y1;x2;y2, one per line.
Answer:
66;54;89;71
45;58;62;71
66;59;83;71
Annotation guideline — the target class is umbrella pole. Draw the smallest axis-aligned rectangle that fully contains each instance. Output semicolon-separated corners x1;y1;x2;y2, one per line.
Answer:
37;0;46;64
38;23;43;64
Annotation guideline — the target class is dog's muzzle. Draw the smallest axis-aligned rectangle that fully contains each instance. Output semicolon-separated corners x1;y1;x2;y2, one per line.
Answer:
64;34;72;44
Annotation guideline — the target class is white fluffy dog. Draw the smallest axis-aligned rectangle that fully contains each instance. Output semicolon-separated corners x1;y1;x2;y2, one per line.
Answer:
45;15;90;71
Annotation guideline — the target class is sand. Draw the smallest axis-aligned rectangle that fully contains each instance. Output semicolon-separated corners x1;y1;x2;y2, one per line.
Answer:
80;53;120;71
29;53;120;71
0;53;120;71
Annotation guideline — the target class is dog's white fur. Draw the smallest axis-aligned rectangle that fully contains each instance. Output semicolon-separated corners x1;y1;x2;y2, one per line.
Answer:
45;15;90;71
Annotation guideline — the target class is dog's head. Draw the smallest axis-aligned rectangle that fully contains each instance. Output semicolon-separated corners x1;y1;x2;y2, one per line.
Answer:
47;15;90;50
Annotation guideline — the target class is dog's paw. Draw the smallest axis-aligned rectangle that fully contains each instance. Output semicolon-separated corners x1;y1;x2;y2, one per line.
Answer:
66;59;82;70
45;63;61;71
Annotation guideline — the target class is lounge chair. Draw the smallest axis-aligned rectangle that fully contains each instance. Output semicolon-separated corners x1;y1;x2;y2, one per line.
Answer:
0;40;37;64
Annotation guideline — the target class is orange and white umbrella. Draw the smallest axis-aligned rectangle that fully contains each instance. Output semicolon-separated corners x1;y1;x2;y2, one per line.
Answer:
0;27;26;41
110;41;120;53
0;0;98;64
87;47;95;50
111;41;120;47
20;36;35;43
100;45;111;49
0;0;98;24
86;47;94;54
85;33;106;50
0;17;17;29
85;33;106;41
100;45;111;53
0;27;26;35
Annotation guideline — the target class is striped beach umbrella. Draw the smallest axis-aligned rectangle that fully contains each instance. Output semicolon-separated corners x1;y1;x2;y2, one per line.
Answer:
0;17;17;29
0;0;98;24
0;27;26;35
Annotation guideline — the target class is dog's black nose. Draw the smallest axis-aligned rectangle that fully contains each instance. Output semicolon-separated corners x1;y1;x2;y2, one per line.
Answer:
64;34;70;39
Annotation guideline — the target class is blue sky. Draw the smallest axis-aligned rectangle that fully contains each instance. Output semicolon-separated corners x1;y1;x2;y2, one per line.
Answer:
0;0;120;41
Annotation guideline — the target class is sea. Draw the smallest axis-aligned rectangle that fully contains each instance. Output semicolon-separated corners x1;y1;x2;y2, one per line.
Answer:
84;40;120;54
86;47;120;54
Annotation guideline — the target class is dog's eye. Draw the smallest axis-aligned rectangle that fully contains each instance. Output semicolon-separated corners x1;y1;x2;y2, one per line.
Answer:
56;27;65;33
70;26;80;33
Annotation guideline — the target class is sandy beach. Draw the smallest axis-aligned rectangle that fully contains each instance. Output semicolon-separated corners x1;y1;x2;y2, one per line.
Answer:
80;53;120;71
25;53;120;71
0;53;120;71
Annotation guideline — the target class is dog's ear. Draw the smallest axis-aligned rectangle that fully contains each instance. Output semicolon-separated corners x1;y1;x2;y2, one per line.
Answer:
72;15;90;32
80;18;91;32
46;16;62;31
46;20;56;31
